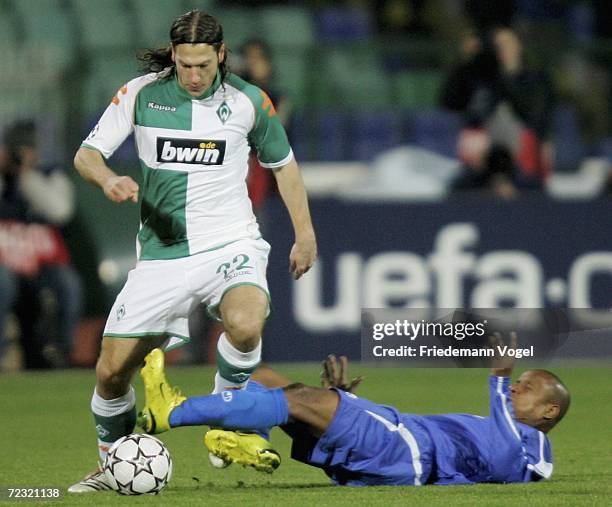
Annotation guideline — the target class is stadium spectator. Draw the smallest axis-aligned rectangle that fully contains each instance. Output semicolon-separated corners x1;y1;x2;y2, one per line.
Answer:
68;10;316;493
136;336;569;486
442;27;554;198
0;120;83;369
238;39;293;213
239;39;293;131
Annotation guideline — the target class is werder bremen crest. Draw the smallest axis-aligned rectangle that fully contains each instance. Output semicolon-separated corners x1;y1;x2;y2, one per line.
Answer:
216;101;232;124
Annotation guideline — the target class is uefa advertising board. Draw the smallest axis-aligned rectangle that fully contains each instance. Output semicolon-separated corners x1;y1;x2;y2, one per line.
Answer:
262;195;612;361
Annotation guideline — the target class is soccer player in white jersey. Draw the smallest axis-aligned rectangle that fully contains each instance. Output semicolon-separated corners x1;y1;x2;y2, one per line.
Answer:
68;10;317;492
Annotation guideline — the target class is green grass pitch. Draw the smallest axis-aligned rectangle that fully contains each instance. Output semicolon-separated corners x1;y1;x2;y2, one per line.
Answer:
1;365;610;506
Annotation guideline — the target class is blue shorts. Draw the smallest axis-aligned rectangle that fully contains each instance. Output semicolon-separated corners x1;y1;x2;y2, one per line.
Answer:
290;390;433;486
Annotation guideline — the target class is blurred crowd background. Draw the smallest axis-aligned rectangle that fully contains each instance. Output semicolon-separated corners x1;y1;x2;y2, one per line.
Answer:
2;0;612;169
1;0;611;370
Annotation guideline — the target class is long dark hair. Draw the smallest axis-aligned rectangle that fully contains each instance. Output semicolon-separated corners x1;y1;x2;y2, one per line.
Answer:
139;10;227;81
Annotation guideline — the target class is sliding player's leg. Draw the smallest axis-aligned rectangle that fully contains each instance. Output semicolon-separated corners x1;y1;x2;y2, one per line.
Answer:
165;382;338;436
136;353;290;438
138;349;339;452
138;349;340;471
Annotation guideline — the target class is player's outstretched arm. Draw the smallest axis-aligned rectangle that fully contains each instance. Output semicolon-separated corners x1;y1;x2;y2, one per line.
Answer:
74;146;139;203
273;158;317;279
490;332;518;377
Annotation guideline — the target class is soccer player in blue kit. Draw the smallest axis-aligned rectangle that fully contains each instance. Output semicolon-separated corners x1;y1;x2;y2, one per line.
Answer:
139;336;570;486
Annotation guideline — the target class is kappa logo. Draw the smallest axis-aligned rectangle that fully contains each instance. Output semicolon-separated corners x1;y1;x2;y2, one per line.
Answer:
147;101;177;112
116;304;126;321
157;137;227;165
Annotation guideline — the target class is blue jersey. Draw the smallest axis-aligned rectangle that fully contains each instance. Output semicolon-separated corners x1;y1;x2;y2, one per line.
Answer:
290;376;553;486
415;376;553;485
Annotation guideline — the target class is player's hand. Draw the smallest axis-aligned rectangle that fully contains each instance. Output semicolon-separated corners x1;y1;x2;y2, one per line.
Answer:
490;332;518;377
102;175;139;203
320;354;363;393
289;236;317;280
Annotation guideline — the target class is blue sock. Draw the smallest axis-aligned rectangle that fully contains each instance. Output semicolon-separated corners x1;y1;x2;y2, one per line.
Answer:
168;387;289;431
245;381;272;440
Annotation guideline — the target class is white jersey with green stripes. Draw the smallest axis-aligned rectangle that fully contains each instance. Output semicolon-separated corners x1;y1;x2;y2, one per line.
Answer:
83;68;292;260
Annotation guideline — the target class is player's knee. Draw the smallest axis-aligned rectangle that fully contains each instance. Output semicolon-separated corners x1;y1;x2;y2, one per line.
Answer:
223;311;263;350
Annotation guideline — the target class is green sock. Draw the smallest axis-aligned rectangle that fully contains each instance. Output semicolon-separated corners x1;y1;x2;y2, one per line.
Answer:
91;387;136;461
213;333;261;392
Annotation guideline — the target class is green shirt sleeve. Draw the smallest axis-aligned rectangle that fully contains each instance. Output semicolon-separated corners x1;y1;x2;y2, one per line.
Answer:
226;74;293;168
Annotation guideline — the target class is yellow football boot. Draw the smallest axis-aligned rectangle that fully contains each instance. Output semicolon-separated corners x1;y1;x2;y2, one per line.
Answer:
137;348;186;434
205;429;281;473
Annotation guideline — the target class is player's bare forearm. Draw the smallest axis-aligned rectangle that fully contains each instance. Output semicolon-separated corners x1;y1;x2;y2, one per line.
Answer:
274;158;316;239
74;146;116;187
273;158;317;279
74;146;139;203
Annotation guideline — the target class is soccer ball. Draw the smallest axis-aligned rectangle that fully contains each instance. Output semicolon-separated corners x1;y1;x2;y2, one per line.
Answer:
103;434;172;495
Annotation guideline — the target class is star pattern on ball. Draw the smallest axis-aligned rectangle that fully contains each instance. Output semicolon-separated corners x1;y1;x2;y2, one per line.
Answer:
133;448;155;477
105;449;122;470
116;481;136;496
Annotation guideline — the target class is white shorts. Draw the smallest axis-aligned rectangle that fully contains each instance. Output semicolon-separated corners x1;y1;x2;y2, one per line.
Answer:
103;237;271;350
